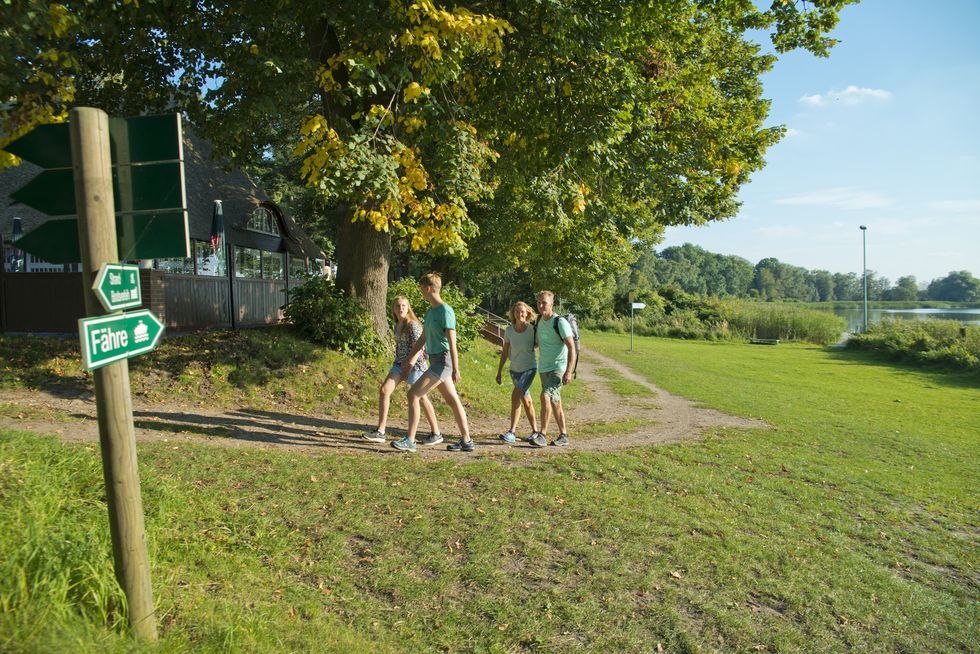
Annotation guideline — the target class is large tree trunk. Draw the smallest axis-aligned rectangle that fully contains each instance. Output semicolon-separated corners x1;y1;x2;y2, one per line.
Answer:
335;208;391;339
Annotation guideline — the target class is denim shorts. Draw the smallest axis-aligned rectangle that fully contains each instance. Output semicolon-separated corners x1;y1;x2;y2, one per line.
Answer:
540;370;564;403
423;352;453;382
389;362;425;385
509;368;537;396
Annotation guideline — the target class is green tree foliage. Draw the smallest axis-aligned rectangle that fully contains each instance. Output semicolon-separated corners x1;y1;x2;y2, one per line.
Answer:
884;275;919;301
2;0;859;331
386;276;482;351
927;271;980;302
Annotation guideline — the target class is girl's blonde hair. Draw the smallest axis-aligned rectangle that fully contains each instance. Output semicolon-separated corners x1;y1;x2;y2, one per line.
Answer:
391;295;420;335
509;300;538;324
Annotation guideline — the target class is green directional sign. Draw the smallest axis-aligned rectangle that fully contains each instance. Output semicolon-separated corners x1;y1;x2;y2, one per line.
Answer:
93;263;142;312
10;168;77;216
5;113;190;262
13;211;191;264
11;219;80;263
79;309;164;371
11;162;185;217
3;122;72;168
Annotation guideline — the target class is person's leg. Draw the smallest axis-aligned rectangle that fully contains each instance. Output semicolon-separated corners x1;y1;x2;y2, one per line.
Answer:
521;391;538;432
553;399;566;434
419;393;441;436
375;375;398;432
508;387;522;433
437;379;471;441
538;391;552;434
405;373;442;443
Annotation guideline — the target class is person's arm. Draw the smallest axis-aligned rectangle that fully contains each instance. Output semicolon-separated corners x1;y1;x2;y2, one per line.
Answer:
496;340;510;385
402;327;425;380
562;335;576;385
448;328;461;383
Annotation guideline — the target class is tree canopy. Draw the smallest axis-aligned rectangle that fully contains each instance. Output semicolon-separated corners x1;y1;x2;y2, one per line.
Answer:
2;0;860;331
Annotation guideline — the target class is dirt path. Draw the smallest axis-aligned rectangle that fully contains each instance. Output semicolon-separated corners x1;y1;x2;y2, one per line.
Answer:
0;349;766;460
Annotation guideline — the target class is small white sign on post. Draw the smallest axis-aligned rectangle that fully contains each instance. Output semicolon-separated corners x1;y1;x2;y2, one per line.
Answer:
630;301;646;351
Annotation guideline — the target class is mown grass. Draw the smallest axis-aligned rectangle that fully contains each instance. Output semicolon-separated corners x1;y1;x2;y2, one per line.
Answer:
1;331;977;652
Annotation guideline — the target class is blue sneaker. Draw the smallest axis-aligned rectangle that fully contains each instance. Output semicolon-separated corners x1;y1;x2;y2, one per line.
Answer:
446;438;475;452
499;431;517;444
391;436;416;452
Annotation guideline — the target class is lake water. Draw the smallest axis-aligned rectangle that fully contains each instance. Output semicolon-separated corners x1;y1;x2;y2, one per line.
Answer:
826;307;980;333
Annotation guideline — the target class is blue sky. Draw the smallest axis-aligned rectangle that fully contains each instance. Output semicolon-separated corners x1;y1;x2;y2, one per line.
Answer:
658;0;980;286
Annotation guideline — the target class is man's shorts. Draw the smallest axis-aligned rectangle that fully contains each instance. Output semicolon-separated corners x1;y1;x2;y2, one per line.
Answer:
423;352;453;382
509;368;537;396
540;370;564;403
389;362;425;385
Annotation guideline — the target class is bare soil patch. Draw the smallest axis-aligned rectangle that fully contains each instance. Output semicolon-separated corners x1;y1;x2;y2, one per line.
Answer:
0;349;766;460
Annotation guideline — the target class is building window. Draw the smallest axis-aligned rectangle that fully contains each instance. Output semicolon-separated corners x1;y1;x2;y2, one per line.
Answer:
246;206;281;236
155;245;195;275
195;239;226;276
262;250;284;280
235;246;262;278
289;254;307;279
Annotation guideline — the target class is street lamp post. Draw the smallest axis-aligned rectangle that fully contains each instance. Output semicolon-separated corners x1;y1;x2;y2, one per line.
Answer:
860;225;868;332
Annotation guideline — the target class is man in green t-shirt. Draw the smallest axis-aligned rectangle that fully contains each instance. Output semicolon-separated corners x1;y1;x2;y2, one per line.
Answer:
531;290;577;447
392;272;474;454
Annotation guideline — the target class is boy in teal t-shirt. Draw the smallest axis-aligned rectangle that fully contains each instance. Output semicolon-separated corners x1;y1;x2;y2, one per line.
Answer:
531;290;577;448
392;272;474;454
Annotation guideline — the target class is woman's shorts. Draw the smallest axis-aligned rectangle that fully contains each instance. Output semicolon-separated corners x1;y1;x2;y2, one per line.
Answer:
388;362;425;385
423;352;453;382
540;370;564;403
509;368;537;396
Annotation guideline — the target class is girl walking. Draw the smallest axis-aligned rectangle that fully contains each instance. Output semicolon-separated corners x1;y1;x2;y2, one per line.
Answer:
363;296;442;445
494;300;541;443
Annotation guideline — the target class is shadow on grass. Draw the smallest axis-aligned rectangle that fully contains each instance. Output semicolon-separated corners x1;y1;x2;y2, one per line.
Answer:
823;346;980;390
65;404;393;453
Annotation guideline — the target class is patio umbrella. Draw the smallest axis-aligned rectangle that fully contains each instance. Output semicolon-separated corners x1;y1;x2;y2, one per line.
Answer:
208;200;225;275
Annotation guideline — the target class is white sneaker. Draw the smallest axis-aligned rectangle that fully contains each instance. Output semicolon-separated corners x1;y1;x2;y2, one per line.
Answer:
362;429;385;443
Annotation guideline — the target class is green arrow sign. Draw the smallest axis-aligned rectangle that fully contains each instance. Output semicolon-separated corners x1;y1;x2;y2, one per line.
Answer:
11;219;80;263
10;168;77;216
79;309;164;371
3;123;72;168
6;113;189;263
11;162;185;217
12;211;190;264
93;263;142;312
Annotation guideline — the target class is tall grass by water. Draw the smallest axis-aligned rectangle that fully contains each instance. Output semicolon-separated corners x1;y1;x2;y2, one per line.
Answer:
590;299;846;345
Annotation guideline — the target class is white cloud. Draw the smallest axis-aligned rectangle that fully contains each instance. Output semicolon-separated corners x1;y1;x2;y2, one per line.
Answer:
799;85;892;107
930;199;980;213
775;187;893;210
784;127;802;138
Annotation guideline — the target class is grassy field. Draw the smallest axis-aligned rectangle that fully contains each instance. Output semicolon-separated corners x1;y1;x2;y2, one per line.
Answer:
1;331;977;652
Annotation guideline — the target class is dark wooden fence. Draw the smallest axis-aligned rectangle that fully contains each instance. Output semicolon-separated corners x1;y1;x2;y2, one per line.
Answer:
0;269;294;334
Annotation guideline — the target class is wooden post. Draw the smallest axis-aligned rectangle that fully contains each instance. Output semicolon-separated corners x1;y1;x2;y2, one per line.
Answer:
71;107;158;641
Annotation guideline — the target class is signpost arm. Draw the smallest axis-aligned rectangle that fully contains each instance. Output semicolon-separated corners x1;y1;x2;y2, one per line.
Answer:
72;107;158;641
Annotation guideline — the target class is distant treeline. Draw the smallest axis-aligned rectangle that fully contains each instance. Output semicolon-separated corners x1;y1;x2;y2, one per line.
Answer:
618;244;979;304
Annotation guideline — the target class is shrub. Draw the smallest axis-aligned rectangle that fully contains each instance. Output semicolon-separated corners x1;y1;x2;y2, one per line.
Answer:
847;318;979;371
283;276;384;357
387;277;483;351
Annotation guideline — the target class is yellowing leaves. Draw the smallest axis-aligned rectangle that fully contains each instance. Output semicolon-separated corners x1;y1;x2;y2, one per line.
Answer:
403;81;429;103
